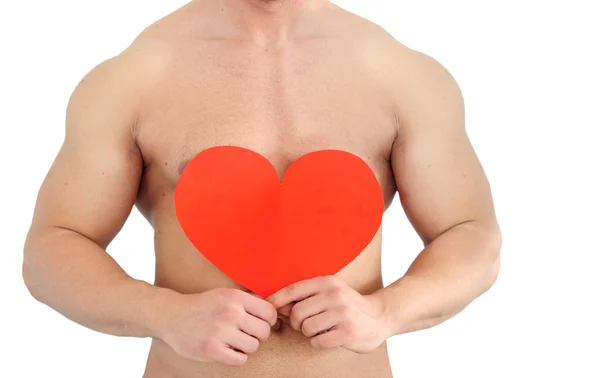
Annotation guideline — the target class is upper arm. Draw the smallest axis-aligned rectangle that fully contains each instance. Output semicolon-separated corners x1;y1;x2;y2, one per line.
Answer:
390;49;497;244
28;52;144;250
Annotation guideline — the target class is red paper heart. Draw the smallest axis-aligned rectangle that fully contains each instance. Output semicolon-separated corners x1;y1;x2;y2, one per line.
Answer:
174;146;384;298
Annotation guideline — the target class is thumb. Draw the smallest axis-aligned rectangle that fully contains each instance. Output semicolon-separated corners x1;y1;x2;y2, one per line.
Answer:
244;289;264;299
278;303;294;317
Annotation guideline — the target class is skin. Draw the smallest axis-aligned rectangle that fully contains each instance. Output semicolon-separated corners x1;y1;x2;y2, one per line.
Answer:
22;0;502;377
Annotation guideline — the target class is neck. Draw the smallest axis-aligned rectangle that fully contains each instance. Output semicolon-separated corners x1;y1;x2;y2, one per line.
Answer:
217;0;327;46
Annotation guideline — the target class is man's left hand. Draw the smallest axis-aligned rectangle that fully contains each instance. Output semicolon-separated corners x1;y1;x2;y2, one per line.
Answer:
265;276;391;353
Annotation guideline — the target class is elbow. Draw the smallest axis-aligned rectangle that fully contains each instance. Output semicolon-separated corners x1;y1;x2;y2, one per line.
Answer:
22;262;44;303
486;252;501;291
22;262;42;302
483;224;502;291
22;238;45;303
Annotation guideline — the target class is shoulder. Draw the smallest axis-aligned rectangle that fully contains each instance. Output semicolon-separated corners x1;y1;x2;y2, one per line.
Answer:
332;17;465;137
351;15;458;91
74;0;191;95
356;25;463;128
65;20;174;140
327;7;459;100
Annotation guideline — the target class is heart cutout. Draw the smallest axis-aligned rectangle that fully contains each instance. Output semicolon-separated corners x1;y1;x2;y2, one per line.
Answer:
174;146;384;298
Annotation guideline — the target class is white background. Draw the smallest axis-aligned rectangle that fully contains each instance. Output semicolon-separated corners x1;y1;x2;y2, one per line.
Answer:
1;0;599;377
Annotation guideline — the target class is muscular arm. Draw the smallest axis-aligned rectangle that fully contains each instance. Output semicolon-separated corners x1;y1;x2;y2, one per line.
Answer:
22;48;173;338
376;49;502;335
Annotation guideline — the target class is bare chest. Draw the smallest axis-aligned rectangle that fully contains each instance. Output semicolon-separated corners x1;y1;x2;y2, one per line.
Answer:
134;41;398;218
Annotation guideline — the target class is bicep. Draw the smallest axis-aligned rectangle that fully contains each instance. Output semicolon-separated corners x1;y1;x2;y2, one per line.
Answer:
391;51;495;244
30;56;143;249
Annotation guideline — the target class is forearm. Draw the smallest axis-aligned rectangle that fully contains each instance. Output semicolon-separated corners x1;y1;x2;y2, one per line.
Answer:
375;220;501;336
23;226;175;338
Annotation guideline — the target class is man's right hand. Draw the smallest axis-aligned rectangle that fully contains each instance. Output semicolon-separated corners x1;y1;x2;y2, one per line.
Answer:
157;288;278;366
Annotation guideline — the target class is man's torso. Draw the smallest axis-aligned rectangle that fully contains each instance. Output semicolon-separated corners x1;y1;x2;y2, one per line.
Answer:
130;2;402;376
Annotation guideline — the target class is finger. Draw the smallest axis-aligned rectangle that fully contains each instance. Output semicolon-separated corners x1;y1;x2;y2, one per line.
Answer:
310;328;346;350
211;343;248;366
239;291;278;326
239;313;271;341
224;328;260;355
278;303;294;317
289;294;329;331
301;309;342;337
266;276;334;309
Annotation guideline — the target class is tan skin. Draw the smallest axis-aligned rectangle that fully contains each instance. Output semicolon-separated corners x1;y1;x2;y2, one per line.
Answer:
23;1;501;377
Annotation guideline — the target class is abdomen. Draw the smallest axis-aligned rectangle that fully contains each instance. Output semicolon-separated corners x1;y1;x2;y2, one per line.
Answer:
144;324;392;378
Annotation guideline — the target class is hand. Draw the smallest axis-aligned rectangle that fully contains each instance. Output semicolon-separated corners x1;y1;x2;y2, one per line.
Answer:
266;276;391;353
156;288;278;366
